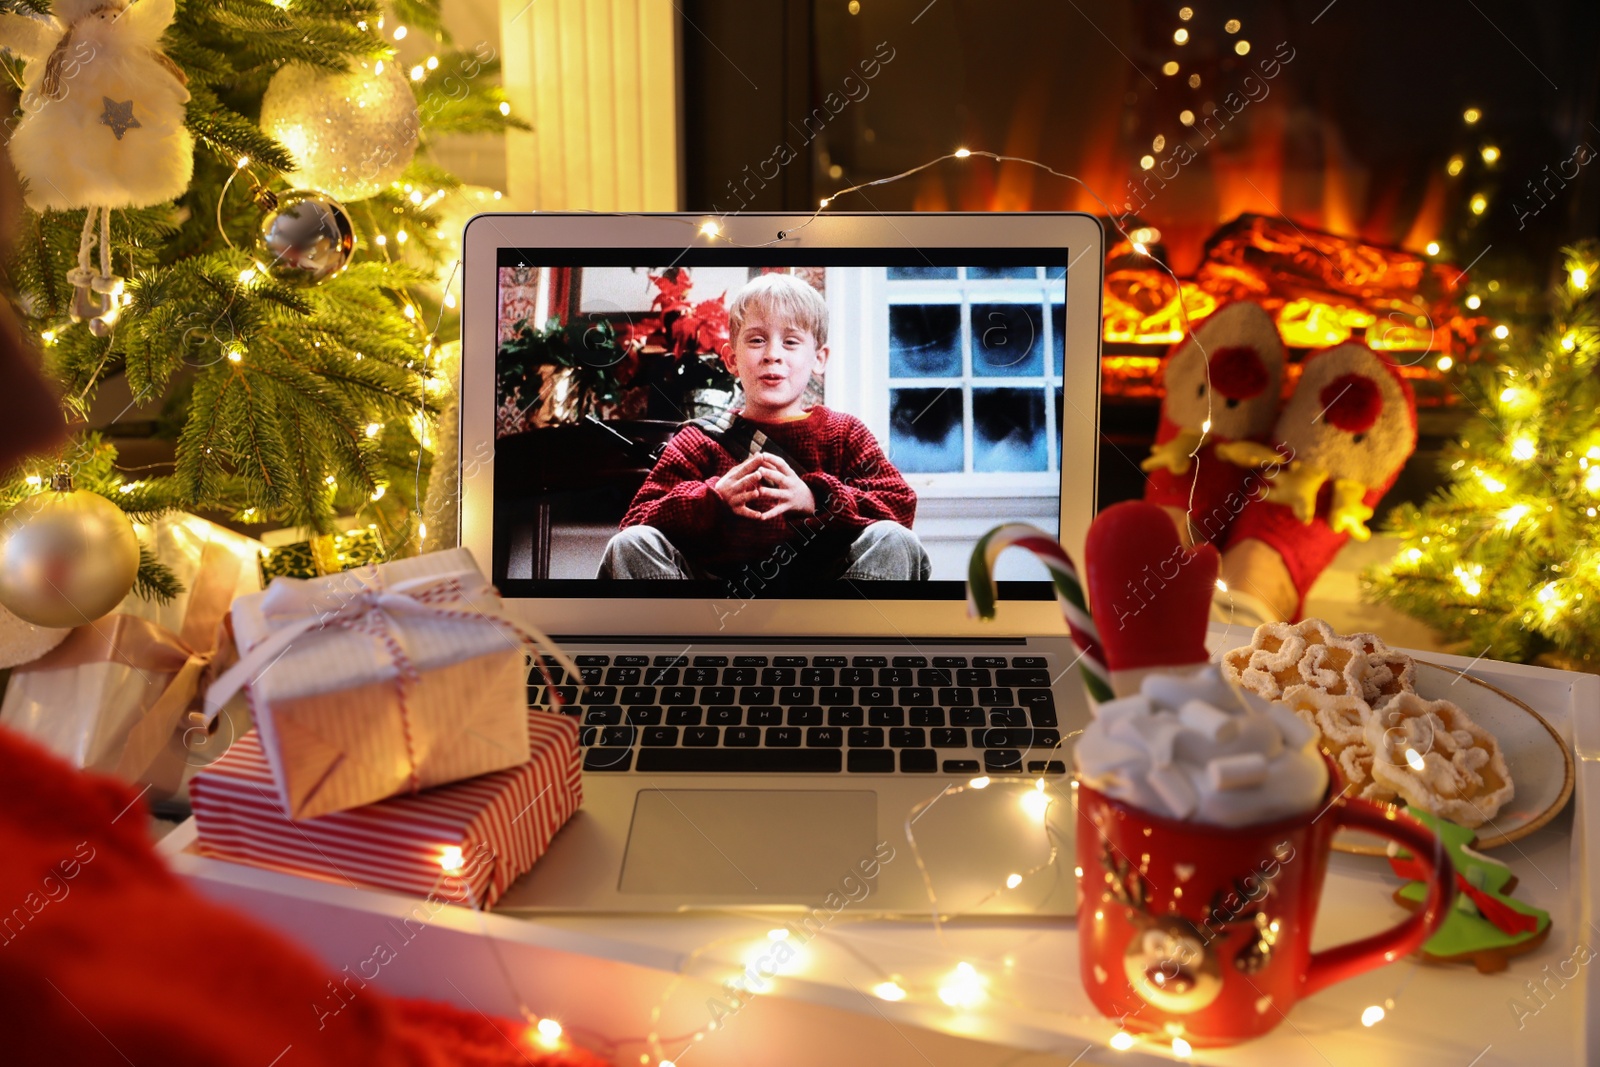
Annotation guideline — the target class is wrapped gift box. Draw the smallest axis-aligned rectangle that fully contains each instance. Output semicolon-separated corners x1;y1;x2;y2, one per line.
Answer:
208;547;534;820
189;711;580;907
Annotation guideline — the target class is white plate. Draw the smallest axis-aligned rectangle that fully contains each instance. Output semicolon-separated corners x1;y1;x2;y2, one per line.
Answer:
1333;661;1574;855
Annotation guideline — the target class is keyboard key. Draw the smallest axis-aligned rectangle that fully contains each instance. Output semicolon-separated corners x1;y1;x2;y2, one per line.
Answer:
740;686;775;704
840;667;874;686
943;759;980;773
918;668;953;686
814;655;848;668
527;664;565;684
622;686;655;705
662;686;697;704
821;687;854;706
707;707;742;725
933;656;968;668
605;667;641;685
957;668;992;686
584;748;632;771
898;686;933;705
1018;687;1056;709
653;654;688;667
909;708;945;727
806;727;843;748
1029;707;1059;728
938;687;975;706
931;728;968;748
725;726;762;746
892;656;927;668
828;707;864;726
693;655;728;666
575;655;610;666
700;686;735;704
950;708;986;726
869;706;906;726
666;707;703;725
685;667;720;685
579;667;604;686
637;749;841;772
1013;656;1048;669
984;749;1024;772
973;656;1008;668
786;707;824;726
852;656;888;667
774;655;808;667
599;726;635;747
978;687;1015;706
645;667;680;686
762;667;796;686
801;667;835;685
579;727;597;746
584;707;622;725
766;727;801;747
847;727;885;748
973;728;1022;748
583;685;618;703
615;655;649;667
1033;729;1062;749
988;708;1027;728
723;667;757;685
889;727;926;748
900;749;937;773
779;686;815;704
733;655;769;666
997;669;1050;687
642;727;678;746
625;706;663;726
1027;760;1068;774
557;703;583;718
747;707;784;726
859;686;894;705
848;750;895;773
684;726;720;746
878;668;911;686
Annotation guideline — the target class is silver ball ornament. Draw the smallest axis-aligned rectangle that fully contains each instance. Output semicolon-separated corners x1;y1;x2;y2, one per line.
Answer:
259;190;356;287
0;486;140;628
259;60;420;202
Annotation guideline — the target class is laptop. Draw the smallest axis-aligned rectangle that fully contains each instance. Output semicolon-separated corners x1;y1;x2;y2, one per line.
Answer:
458;212;1105;916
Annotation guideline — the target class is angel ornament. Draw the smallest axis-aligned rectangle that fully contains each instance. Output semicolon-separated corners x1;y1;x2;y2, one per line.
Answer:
0;0;194;335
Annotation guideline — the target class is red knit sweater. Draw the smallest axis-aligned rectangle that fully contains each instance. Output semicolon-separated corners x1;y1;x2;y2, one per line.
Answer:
620;406;917;572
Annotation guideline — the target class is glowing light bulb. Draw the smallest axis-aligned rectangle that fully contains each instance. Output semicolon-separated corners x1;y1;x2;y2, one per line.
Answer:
1436;355;1454;371
938;962;987;1009
1178;6;1193;19
404;304;417;320
226;345;244;362
499;101;512;116
1404;748;1426;771
1132;241;1150;255
1573;267;1590;291
376;234;388;247
1234;39;1250;55
235;155;250;170
1454;564;1483;596
1492;323;1509;339
427;56;439;69
1173;28;1189;44
393;25;407;39
371;485;386;501
1470;193;1488;216
40;329;56;344
1511;438;1536;461
1425;241;1440;256
418;521;427;539
1481;145;1500;165
1200;418;1212;434
1172;1036;1192;1058
374;59;384;75
699;220;721;238
1179;109;1195;125
1465;294;1481;309
1362;1005;1386;1027
969;776;990;789
24;474;41;486
239;267;257;284
1162;61;1179;75
365;422;382;438
444;293;458;309
1405;548;1423;562
1005;873;1023;889
410;65;425;81
1585;465;1600;493
1215;578;1229;592
439;846;464;872
873;981;907;1001
1464;107;1482;124
954;147;972;158
1478;472;1506;494
1110;1032;1135;1051
1139;154;1155;170
1021;789;1050;820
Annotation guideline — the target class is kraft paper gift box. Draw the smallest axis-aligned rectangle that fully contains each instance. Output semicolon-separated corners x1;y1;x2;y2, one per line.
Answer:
189;711;581;907
0;513;264;797
203;547;534;821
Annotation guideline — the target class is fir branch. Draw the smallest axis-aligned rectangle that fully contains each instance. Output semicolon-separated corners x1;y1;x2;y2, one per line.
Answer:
186;86;298;172
134;544;184;605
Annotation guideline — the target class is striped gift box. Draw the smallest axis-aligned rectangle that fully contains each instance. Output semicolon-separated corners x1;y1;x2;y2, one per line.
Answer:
190;712;580;907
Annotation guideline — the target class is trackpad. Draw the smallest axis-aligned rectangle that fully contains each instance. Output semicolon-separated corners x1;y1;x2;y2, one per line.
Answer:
620;790;876;898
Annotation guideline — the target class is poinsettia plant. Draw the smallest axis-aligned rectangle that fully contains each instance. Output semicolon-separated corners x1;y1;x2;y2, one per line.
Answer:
617;267;738;418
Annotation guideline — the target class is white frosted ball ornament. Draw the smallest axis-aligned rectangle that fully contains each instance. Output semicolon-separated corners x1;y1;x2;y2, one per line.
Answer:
259;60;420;202
0;603;70;668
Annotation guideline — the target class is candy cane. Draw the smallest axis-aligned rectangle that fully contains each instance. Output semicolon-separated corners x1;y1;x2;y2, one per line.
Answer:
967;523;1115;704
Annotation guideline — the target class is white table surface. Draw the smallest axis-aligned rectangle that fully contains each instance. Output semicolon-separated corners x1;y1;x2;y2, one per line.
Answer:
160;626;1600;1067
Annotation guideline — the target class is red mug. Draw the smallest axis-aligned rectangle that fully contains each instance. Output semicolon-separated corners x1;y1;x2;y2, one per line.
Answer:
1074;761;1456;1047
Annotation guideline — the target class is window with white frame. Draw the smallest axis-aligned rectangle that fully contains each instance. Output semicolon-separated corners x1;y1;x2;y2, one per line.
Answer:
827;266;1067;497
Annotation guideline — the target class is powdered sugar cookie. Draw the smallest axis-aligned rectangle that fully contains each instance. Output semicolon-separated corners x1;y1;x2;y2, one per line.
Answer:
1346;631;1417;707
1221;618;1370;701
1280;685;1387;798
1366;693;1514;828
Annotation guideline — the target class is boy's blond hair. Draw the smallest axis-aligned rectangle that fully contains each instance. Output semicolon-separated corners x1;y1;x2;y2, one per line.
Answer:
727;272;829;349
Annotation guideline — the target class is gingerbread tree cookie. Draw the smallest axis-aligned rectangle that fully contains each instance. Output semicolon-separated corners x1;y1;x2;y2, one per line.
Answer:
1389;811;1549;974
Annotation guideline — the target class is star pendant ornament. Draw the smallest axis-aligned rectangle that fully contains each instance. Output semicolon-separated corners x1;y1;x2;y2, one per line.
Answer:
99;97;142;140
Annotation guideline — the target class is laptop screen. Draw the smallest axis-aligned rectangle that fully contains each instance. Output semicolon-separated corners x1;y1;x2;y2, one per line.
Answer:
490;248;1070;604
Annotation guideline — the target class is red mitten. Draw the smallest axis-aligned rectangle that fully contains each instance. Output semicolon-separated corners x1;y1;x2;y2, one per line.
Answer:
1224;343;1417;619
1142;301;1286;545
1086;501;1220;692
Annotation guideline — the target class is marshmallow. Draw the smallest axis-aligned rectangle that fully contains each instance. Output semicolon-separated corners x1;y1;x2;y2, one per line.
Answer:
1178;699;1240;741
1146;763;1199;819
1095;694;1153;726
1207;752;1269;791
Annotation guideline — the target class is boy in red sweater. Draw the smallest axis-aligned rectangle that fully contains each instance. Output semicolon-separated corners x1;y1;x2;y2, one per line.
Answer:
598;272;929;587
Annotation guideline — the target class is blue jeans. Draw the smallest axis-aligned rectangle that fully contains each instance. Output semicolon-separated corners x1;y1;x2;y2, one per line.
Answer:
598;521;932;581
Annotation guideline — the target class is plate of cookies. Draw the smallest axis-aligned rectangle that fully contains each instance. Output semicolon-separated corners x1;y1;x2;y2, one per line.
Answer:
1220;619;1575;855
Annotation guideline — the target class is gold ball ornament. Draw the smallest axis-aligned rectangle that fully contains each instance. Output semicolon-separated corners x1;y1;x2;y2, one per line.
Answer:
259;59;421;202
0;479;140;628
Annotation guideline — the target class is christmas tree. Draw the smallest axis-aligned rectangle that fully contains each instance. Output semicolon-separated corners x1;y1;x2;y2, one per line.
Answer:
0;0;521;600
1365;242;1600;670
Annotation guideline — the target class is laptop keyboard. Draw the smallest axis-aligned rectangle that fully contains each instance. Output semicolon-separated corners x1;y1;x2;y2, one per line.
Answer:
527;653;1067;775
